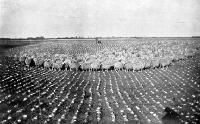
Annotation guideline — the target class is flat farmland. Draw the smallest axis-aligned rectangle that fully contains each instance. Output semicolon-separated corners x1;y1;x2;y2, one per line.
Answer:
0;55;200;123
0;38;200;124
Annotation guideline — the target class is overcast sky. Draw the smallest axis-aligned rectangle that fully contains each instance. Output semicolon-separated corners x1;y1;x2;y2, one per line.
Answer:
0;0;200;38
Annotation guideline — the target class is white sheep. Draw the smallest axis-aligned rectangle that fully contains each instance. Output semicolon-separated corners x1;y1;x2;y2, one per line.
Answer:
124;62;133;71
33;57;44;67
44;59;52;69
159;56;171;68
63;58;71;70
90;61;101;71
150;57;160;68
19;56;26;63
114;61;124;71
132;58;145;71
144;58;151;69
52;59;64;71
101;61;112;71
25;57;33;67
80;62;91;71
13;54;18;60
69;62;80;71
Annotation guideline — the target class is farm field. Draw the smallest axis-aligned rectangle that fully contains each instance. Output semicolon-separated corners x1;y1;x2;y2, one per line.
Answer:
0;45;23;57
0;38;200;124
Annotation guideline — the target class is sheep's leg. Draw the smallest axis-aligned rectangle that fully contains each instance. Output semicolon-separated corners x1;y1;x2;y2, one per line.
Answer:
166;65;169;69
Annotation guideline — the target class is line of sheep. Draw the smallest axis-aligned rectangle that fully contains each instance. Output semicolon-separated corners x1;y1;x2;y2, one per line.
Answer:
14;44;198;71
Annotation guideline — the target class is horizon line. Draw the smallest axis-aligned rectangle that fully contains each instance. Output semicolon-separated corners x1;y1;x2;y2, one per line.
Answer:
1;36;200;39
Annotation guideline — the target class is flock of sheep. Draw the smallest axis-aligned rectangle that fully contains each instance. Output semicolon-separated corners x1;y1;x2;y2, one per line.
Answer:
13;40;198;71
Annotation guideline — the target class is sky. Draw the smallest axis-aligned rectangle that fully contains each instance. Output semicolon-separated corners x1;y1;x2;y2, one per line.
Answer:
0;0;200;38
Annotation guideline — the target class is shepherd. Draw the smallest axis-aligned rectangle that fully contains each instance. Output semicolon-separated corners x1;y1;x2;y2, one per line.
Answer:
95;37;101;44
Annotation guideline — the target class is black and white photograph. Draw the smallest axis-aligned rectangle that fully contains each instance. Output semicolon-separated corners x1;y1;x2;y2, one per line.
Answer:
0;0;200;123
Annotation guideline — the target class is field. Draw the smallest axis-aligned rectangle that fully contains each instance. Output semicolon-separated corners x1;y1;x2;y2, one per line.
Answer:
0;38;200;124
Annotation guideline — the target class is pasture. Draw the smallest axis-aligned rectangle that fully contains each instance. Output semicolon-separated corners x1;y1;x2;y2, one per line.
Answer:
0;37;200;124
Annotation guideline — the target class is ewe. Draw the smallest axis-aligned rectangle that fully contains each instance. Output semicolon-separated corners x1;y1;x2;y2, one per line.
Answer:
63;58;71;70
25;57;33;67
19;56;26;63
69;61;80;71
159;56;171;68
44;59;52;69
80;62;91;71
132;58;145;71
151;57;160;69
124;61;133;71
144;58;152;69
33;57;44;67
114;61;124;71
13;54;18;60
91;61;101;71
52;59;64;71
101;61;113;71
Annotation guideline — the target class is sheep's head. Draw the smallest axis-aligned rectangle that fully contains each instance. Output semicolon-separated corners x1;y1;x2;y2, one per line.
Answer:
33;57;37;62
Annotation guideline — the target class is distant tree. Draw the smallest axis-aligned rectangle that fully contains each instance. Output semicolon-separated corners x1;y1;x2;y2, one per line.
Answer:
35;36;45;39
192;36;200;38
0;38;11;40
